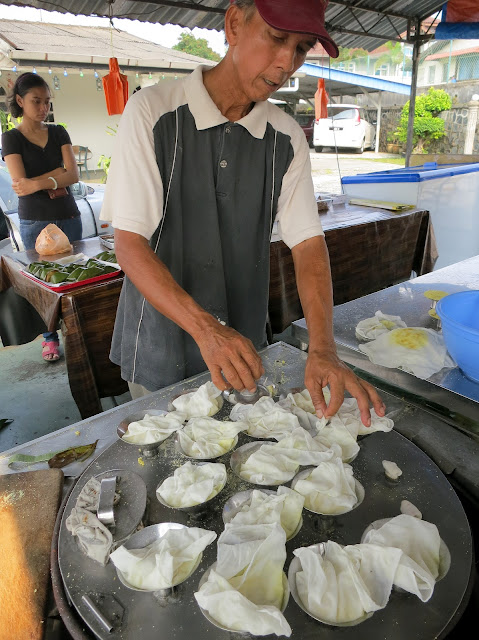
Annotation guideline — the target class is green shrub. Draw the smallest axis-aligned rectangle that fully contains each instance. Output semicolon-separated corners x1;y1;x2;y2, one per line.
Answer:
396;87;452;153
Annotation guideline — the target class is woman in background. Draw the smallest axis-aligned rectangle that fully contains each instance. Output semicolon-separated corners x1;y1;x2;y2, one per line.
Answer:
2;72;82;361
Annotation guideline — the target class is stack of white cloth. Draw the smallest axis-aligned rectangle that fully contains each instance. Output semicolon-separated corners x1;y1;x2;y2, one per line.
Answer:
66;477;120;565
356;311;407;340
171;382;223;418
195;523;291;636
122;411;186;444
228;487;304;540
178;416;246;458
230;396;300;438
239;428;340;485
110;526;216;590
156;461;227;508
358;327;455;379
292;457;359;515
293;515;441;624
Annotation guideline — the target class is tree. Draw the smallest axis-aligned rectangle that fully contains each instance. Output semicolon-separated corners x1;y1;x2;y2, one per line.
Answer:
395;87;452;153
374;41;404;75
173;32;221;62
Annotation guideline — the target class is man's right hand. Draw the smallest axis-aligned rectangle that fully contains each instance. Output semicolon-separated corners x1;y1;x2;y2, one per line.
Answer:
194;322;264;393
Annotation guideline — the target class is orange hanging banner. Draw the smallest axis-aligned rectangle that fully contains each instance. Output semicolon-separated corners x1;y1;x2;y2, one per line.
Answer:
314;79;328;121
102;57;129;115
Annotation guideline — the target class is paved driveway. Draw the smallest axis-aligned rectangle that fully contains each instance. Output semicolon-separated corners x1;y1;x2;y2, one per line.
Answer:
311;150;403;194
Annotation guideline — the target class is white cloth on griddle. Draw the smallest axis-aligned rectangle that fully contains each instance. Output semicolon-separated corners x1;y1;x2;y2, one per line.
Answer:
66;506;113;565
294;541;404;623
286;387;331;414
292;457;358;514
230;396;300;439
195;569;291;637
313;417;360;462
122;411;186;444
110;526;216;590
171;381;223;417
356;311;407;340
156;461;226;507
75;476;121;512
362;514;440;601
177;416;246;458
229;486;304;539
239;428;340;485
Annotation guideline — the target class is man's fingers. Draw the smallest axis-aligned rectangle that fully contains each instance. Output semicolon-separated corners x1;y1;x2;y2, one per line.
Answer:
324;378;345;418
308;384;328;418
241;349;265;382
361;379;386;417
209;365;230;391
347;380;373;427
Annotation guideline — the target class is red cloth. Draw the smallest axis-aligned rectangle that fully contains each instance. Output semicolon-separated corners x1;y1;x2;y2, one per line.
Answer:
314;79;328;120
446;0;479;22
102;58;129;115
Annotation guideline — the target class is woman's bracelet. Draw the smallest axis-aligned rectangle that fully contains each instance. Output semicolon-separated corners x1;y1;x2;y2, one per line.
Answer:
48;176;58;190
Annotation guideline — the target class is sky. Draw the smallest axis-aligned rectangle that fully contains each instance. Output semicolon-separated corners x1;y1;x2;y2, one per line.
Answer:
0;5;227;55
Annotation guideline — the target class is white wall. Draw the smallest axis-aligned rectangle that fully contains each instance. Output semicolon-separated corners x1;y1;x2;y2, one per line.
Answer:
47;71;131;172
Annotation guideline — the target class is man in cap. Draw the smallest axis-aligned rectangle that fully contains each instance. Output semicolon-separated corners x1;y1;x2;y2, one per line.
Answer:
101;0;385;426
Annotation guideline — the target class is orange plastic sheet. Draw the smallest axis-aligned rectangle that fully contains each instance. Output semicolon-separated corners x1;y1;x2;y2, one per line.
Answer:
314;78;328;120
102;57;129;115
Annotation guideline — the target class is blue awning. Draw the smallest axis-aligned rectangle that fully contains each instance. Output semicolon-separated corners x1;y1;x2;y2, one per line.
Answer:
299;63;411;96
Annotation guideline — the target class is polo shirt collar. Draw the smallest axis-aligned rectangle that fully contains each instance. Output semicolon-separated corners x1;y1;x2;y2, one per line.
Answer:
185;65;268;140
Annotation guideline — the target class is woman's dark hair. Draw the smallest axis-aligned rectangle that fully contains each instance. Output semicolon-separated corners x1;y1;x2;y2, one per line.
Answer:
8;72;51;118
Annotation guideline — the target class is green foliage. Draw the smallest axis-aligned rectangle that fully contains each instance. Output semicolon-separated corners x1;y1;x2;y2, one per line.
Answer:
97;125;118;182
396;87;452;151
173;32;221;62
0;111;21;133
97;154;111;183
336;46;368;63
375;41;404;71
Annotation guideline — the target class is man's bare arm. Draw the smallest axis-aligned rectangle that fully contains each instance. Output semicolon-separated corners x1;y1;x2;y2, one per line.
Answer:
115;229;264;391
292;235;385;426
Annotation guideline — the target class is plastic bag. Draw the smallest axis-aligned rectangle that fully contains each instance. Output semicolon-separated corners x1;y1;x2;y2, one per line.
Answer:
35;223;72;255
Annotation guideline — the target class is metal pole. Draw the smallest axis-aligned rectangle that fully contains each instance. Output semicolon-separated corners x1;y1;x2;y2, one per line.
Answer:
405;19;421;167
375;92;382;154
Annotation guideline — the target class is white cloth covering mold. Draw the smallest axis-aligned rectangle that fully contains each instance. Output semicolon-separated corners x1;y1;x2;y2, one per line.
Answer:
171;381;223;417
122;411;186;444
156;461;227;508
195;523;291;636
177;416;246;458
110;526;216;590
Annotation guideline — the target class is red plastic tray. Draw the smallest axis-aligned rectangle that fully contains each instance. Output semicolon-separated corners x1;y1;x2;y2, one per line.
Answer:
20;268;122;292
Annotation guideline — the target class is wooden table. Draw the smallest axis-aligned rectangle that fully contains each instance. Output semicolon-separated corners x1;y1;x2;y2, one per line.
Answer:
0;238;128;419
0;202;437;418
268;197;437;333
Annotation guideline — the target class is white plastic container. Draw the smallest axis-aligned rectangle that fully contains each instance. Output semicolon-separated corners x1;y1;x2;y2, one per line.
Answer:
342;162;479;269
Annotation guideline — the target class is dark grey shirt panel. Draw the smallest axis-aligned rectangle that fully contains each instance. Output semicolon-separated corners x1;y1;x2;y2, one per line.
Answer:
111;104;294;391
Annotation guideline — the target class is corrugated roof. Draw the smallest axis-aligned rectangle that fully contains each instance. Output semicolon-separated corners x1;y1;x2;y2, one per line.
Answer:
1;1;446;51
0;18;210;64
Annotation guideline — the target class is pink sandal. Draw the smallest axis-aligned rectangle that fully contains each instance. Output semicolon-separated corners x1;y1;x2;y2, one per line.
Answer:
42;340;60;362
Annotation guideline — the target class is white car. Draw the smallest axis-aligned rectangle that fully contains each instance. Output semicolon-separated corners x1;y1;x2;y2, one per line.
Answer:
0;165;112;251
313;104;376;154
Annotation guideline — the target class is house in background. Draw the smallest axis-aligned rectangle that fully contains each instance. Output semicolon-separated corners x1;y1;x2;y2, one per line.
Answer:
419;39;479;86
0;19;213;173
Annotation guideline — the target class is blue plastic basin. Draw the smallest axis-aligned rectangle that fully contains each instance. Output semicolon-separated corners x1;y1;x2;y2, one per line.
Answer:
436;291;479;383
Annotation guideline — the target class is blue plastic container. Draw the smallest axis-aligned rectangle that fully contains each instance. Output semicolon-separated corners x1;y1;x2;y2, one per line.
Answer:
436;291;479;383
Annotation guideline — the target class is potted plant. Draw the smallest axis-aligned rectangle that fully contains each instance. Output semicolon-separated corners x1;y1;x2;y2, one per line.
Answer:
386;132;401;154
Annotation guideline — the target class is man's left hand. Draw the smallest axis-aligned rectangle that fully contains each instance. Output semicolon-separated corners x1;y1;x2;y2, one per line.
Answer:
305;348;386;427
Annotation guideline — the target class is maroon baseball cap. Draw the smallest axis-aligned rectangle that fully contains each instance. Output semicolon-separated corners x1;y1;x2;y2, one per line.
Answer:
230;0;339;58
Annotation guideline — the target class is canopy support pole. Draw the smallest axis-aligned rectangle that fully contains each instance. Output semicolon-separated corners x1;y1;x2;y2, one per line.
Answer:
406;19;422;167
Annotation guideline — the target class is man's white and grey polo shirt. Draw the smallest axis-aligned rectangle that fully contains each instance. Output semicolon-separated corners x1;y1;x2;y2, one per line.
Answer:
101;64;324;391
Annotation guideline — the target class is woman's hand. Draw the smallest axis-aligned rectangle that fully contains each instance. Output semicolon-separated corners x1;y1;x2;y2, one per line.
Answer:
12;177;39;196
